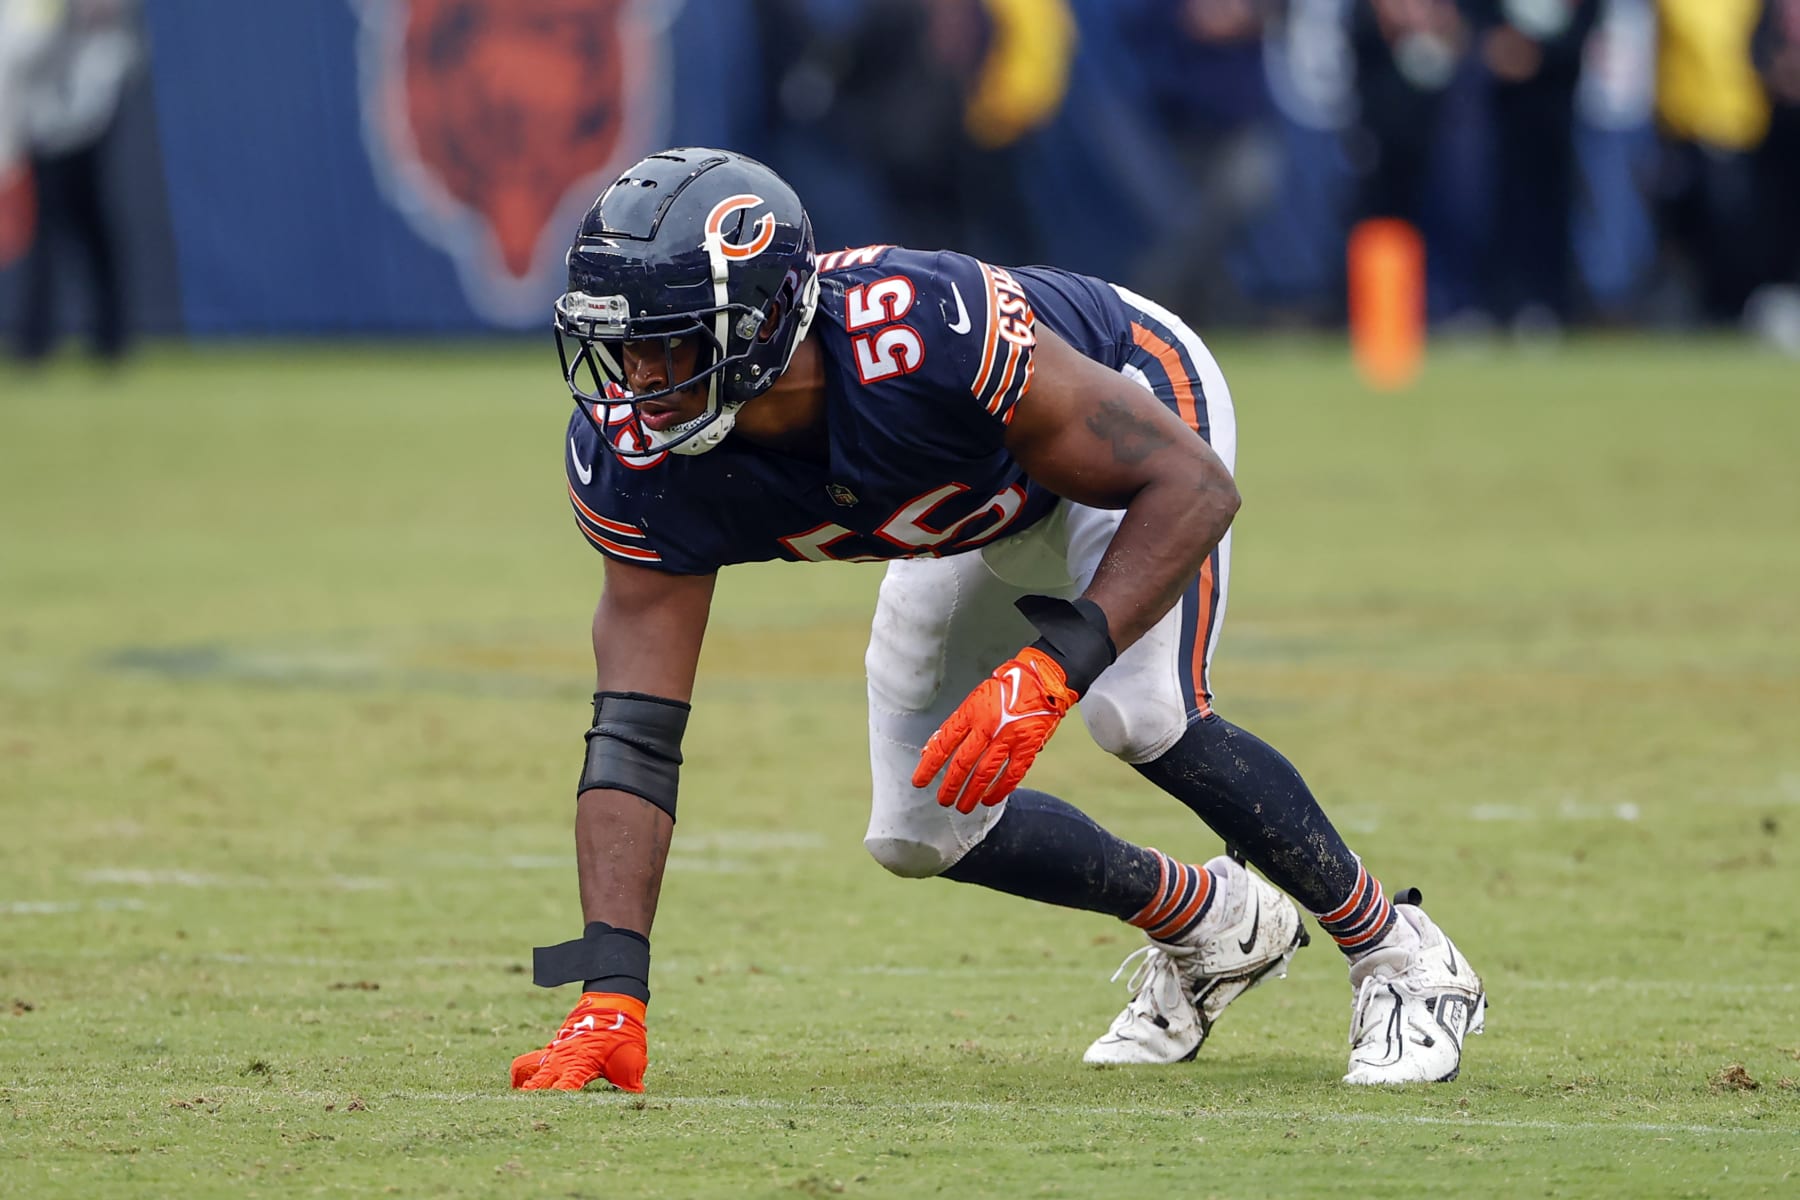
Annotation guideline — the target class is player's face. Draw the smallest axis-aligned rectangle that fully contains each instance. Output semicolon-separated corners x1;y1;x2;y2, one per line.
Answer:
621;337;705;431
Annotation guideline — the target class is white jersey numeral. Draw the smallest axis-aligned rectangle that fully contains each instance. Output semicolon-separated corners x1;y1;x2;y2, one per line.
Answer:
852;326;925;384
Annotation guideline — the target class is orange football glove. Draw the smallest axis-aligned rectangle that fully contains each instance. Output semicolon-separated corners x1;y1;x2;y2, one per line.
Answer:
510;992;648;1092
913;646;1078;813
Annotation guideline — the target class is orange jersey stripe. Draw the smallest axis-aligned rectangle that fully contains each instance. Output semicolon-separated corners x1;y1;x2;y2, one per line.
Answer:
567;482;644;539
573;516;661;562
987;341;1023;416
1130;321;1199;433
971;264;1002;401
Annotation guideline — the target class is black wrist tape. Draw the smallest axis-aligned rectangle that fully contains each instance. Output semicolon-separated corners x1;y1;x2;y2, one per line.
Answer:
579;691;689;821
1015;594;1117;696
533;922;651;1002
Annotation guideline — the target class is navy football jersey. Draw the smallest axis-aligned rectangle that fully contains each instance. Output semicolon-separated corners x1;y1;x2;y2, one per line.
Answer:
565;246;1142;575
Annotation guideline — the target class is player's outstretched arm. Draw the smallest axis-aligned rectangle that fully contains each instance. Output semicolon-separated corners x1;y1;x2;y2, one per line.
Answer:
913;325;1237;812
512;559;715;1092
576;559;715;932
1003;324;1239;652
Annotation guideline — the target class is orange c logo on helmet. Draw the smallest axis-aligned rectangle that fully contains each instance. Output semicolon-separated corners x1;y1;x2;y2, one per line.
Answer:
704;193;775;261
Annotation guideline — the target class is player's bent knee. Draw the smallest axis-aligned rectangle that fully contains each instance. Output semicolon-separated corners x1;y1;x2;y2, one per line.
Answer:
1080;685;1187;765
863;834;956;879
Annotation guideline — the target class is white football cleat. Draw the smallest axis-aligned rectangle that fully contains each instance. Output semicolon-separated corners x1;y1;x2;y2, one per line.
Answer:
1084;856;1307;1065
1343;890;1486;1084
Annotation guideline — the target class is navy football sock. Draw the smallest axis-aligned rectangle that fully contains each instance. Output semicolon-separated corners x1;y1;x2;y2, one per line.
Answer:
941;788;1216;941
1134;713;1396;955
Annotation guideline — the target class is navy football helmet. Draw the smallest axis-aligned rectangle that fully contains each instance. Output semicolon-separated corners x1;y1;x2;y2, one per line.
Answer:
555;148;820;459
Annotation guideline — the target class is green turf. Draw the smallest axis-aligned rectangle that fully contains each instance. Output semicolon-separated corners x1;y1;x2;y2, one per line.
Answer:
2;338;1796;1198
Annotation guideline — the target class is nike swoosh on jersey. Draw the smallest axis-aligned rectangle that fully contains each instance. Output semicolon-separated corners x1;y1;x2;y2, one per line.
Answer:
570;437;594;485
947;281;972;335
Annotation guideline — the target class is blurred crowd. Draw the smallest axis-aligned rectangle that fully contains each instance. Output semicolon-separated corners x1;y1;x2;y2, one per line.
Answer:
754;0;1800;340
2;0;1798;351
1;0;141;362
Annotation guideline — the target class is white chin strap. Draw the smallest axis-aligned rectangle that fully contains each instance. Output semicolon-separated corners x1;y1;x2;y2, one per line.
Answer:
655;396;743;456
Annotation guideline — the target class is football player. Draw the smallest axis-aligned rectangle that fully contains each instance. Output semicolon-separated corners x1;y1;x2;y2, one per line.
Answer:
509;148;1484;1094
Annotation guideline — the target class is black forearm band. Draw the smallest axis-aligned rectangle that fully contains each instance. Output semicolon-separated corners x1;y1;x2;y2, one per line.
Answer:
533;922;651;1002
1015;594;1118;696
578;691;689;821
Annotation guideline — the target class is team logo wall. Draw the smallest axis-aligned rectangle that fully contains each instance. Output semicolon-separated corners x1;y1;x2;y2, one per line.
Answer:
354;0;679;327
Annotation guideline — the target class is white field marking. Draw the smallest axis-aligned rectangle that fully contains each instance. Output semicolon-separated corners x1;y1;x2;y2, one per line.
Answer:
1469;802;1641;822
77;868;391;891
1505;978;1796;995
505;854;753;874
20;949;1797;997
663;856;751;874
678;831;826;853
80;868;244;888
503;831;823;871
5;1084;1784;1139
3;898;147;915
1763;773;1800;807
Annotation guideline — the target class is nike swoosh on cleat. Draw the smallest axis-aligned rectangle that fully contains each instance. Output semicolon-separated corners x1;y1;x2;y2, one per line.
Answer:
1236;892;1261;956
946;282;972;334
570;437;593;485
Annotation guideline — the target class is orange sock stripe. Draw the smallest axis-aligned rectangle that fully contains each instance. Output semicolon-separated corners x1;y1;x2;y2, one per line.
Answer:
1146;869;1213;940
1138;862;1196;930
1126;851;1173;928
1333;899;1393;949
1318;867;1370;925
1333;886;1391;941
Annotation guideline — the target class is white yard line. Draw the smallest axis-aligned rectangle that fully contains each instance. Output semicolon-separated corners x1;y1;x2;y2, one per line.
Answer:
73;869;392;890
10;947;1798;995
4;1084;1784;1138
2;898;146;915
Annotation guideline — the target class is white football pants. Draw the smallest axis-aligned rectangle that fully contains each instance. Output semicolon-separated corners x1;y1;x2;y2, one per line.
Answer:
863;287;1237;877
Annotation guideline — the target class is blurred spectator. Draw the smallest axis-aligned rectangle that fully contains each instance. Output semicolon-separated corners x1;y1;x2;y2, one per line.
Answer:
3;0;142;363
1744;0;1800;350
1470;0;1599;327
1349;0;1471;226
1572;0;1660;322
757;0;1073;264
1118;0;1281;323
1653;0;1769;323
1233;0;1362;323
1754;1;1800;280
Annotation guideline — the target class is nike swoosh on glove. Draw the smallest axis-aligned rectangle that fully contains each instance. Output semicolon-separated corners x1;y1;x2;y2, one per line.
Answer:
510;992;648;1092
912;646;1077;813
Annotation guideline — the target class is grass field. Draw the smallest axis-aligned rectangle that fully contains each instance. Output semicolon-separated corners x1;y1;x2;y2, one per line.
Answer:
2;338;1797;1198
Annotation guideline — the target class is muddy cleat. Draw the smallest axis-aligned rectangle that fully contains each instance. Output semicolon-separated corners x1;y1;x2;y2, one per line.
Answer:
1343;890;1485;1084
1084;857;1308;1065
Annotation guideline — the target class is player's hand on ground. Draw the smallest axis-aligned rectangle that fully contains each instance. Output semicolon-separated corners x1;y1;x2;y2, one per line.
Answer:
914;646;1078;813
510;992;648;1092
